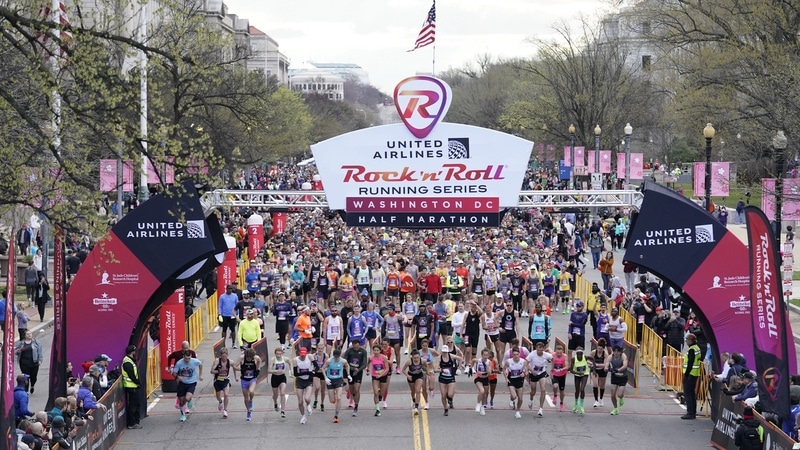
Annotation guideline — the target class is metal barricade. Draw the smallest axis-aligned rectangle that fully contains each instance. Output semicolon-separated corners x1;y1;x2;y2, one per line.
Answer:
146;344;161;398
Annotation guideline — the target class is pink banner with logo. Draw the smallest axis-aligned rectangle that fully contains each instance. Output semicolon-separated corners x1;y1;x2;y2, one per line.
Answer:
761;178;800;221
100;159;135;192
587;151;596;173
545;144;556;162
616;152;643;180
599;151;612;173
563;146;585;167
694;162;731;197
146;157;175;184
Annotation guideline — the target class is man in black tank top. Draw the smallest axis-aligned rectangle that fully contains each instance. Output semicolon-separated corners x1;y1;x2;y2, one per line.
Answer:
462;302;482;376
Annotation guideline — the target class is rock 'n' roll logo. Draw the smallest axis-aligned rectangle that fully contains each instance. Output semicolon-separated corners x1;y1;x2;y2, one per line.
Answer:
393;76;452;139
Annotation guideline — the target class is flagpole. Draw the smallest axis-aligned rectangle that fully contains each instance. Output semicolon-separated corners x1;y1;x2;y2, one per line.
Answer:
432;43;436;75
138;3;149;204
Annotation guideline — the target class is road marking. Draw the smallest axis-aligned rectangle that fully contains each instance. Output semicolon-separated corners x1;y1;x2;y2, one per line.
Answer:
546;394;555;407
147;395;162;412
420;397;431;450
412;401;422;450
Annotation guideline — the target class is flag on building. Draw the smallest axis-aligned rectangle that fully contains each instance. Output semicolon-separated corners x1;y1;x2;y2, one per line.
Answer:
408;1;436;51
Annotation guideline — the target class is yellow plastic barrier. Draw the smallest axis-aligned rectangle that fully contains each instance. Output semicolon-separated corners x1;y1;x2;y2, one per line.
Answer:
640;325;663;381
205;292;219;333
617;307;638;346
146;344;161;398
186;309;203;350
663;345;683;392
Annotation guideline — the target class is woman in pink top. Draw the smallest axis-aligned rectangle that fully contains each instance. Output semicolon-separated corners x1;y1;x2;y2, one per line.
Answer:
369;345;390;417
550;343;569;412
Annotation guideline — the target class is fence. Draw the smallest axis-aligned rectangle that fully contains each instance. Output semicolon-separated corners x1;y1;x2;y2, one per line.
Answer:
146;344;161;398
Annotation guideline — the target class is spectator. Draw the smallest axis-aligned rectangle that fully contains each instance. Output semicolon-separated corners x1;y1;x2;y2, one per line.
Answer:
734;406;763;449
23;262;38;304
0;289;15;332
76;376;107;413
15;330;43;394
732;371;758;402
49;416;75;449
13;375;33;426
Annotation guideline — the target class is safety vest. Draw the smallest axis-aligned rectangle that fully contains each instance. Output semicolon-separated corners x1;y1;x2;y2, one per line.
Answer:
122;355;139;388
682;344;701;377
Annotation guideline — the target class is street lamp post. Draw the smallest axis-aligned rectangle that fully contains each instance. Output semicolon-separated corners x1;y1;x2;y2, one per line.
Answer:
624;123;632;189
703;123;715;212
569;124;576;189
773;130;788;249
594;125;601;189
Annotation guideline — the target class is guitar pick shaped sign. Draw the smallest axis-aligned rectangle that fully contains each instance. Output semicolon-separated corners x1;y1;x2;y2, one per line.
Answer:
394;76;452;138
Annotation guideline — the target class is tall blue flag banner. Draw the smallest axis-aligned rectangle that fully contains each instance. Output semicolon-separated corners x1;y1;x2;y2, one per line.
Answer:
745;206;791;419
2;235;16;450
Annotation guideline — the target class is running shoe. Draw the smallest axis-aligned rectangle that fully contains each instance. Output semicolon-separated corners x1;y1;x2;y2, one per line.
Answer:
599;399;604;407
562;309;566;315
374;409;381;417
280;411;286;418
413;408;420;416
382;401;388;409
249;401;253;412
174;398;180;409
619;397;625;407
572;403;578;413
346;391;351;400
509;400;515;409
320;404;325;412
423;404;429;410
179;413;186;422
593;401;600;408
475;404;481;413
349;400;354;409
313;400;318;409
300;414;307;424
479;405;486;416
443;409;449;416
274;403;278;412
218;402;224;412
307;404;313;416
352;410;358;417
430;389;434;399
559;403;565;412
489;401;494;409
515;411;521;419
396;369;401;375
538;408;543;417
456;369;461;375
333;416;339;423
610;408;619;415
528;402;533;410
447;398;454;409
187;399;194;410
246;411;251;421
223;410;228;418
579;405;585;414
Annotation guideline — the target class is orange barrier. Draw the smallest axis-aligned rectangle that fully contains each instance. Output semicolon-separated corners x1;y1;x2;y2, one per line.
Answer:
640;325;663;383
146;344;161;398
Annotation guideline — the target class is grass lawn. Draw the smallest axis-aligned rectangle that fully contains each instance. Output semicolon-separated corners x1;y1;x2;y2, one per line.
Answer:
791;298;800;308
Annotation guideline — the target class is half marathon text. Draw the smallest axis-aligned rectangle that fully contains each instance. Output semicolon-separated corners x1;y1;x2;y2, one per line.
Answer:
346;212;500;228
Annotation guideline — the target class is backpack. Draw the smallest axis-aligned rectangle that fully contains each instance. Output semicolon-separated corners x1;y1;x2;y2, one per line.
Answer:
739;422;762;450
614;287;626;307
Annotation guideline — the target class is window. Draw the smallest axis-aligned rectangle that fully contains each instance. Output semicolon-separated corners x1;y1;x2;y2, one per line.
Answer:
642;55;651;70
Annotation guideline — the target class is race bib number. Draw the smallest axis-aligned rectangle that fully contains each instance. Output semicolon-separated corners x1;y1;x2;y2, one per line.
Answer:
474;285;483;293
512;288;519;295
329;368;340;377
572;327;581;335
418;326;427;337
600;323;609;333
504;320;514;330
442;368;451;377
510;369;522;377
638;315;645;324
278;311;287;320
535;325;544;334
533;365;543;372
275;363;285;371
373;363;384;373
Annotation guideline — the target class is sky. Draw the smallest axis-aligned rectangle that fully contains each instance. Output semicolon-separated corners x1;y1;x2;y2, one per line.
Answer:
223;0;614;94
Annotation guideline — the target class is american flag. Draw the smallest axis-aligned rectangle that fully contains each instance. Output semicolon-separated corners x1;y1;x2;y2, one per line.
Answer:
408;1;436;52
36;0;72;63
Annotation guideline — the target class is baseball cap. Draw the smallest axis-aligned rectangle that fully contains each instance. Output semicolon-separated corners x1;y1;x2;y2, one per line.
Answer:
611;307;619;313
52;416;66;428
742;406;755;419
576;301;584;308
94;354;112;363
495;293;503;298
441;345;450;353
299;347;308;356
387;304;396;310
742;371;755;379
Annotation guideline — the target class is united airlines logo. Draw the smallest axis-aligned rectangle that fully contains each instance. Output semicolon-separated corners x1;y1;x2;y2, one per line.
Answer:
695;225;714;243
186;220;206;239
447;138;469;159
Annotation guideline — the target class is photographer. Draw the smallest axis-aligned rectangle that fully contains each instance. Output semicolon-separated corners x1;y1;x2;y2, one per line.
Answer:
733;406;763;449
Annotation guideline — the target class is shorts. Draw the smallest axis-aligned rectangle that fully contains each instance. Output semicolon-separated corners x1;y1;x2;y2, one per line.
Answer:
296;377;313;390
489;377;497;386
408;373;425;383
351;371;364;384
611;373;628;386
438;322;452;336
594;369;608;378
241;378;257;390
528;372;548;383
560;290;570;299
275;320;289;335
387;289;399;298
220;317;237;332
454;334;464;346
486;290;496;296
365;329;377;340
425;293;438;303
177;382;197;398
508;377;524;389
568;335;585;351
499;330;517;343
316;290;329;299
387;338;402;347
474;377;489;386
449;293;461;302
530;338;548;349
372;375;388;384
340;291;353;300
242;340;256;350
270;374;287;388
465;334;480;349
313;372;325;380
552;375;566;391
329;378;345;389
527;290;540;299
351;337;367;347
438;376;455;385
213;379;230;392
372;289;384;298
326;338;341;348
486;333;499;343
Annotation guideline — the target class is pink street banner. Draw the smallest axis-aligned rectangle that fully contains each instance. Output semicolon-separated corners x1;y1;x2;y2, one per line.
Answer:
545;144;556;162
534;143;545;161
587;151;595;173
599;151;612;174
99;159;134;192
146;157;175;184
693;162;731;197
616;152;644;180
563;146;585;167
761;178;800;221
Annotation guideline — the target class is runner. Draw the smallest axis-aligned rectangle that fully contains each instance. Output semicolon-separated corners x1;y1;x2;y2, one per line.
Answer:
311;345;328;412
322;348;351;423
567;300;589;363
379;339;395;408
369;344;390;416
472;348;492;416
462;301;483;375
526;341;553;416
401;294;419;354
451;302;467;373
483;302;501;357
411;302;435;350
550;343;569;412
470;267;486;305
210;347;236;419
503;347;529;419
272;292;292;351
487;351;499;409
343;339;368;415
382;305;403;375
558;265;572;314
234;347;262;421
608;345;629;415
362;302;384;348
435;345;462;416
608;307;627;350
529;303;551;348
268;347;291;419
590;337;610;408
403;349;426;415
419;338;439;409
497;300;519;365
294;347;315;424
322;306;344;353
172;350;203;423
571;347;589;414
347;303;367;347
595;303;611;344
